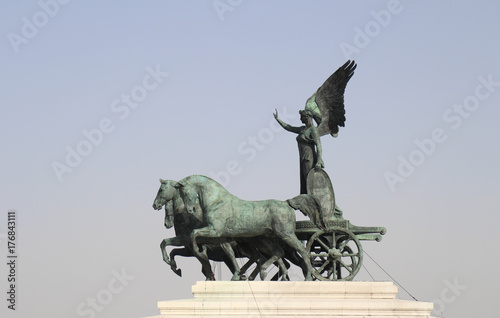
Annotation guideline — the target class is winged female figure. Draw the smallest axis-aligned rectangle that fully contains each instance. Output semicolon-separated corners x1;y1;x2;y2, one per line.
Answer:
273;60;356;195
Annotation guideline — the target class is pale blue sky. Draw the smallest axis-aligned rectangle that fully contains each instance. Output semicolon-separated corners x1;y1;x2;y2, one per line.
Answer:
1;1;499;317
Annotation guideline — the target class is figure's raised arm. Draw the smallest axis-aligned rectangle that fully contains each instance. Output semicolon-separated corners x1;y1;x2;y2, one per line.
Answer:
274;109;302;134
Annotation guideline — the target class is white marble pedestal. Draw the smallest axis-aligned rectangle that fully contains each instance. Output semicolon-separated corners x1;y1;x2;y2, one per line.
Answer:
144;281;436;317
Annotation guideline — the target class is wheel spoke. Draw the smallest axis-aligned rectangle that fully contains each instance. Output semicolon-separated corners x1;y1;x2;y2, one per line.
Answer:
316;238;330;251
326;267;334;279
311;252;329;258
318;260;330;274
330;232;336;246
338;238;350;250
341;253;359;257
339;260;353;273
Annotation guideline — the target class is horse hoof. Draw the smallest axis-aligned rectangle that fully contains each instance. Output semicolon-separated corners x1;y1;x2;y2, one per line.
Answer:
260;271;268;281
173;268;182;277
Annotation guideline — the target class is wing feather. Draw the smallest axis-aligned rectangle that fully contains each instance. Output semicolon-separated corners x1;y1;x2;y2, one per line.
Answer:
314;60;356;136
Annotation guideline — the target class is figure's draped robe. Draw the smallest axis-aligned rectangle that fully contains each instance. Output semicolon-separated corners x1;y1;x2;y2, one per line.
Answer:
296;130;317;194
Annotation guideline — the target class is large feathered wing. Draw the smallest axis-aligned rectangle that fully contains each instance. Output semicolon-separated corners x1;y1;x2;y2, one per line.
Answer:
308;60;356;137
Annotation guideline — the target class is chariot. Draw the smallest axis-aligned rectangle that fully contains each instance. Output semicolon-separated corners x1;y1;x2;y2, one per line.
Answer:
292;168;386;281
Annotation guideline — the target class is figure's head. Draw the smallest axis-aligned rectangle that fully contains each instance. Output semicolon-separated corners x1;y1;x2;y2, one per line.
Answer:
299;109;314;124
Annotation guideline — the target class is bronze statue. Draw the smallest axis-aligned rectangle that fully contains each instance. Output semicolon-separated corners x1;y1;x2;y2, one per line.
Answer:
274;108;324;194
151;60;388;282
274;60;356;195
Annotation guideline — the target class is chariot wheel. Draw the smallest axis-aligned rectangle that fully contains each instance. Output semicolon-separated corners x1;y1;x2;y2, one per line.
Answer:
306;228;363;281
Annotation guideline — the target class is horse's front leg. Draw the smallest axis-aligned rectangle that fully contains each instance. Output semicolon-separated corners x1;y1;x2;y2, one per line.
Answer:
275;258;290;281
160;236;183;266
191;228;209;260
169;247;195;277
220;242;241;281
191;227;216;280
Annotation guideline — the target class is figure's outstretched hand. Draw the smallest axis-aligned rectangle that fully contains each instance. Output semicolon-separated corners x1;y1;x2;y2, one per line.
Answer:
273;109;279;120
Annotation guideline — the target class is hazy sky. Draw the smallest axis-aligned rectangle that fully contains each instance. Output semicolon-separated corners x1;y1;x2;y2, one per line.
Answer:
1;1;499;317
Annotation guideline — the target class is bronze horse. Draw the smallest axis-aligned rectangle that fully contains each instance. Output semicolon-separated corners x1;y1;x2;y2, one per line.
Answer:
153;178;291;280
176;175;323;280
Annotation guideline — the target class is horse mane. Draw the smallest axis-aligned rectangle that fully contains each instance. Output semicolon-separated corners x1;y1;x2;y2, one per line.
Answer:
179;175;231;196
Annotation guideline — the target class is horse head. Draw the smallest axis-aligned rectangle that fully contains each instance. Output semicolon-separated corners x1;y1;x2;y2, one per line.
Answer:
163;200;175;229
153;178;180;229
175;181;198;214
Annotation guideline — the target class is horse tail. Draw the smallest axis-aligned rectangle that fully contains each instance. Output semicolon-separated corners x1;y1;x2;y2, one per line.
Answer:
286;194;326;230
